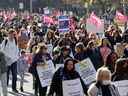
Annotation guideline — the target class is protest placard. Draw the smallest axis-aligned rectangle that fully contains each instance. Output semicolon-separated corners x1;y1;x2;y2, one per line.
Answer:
58;16;69;32
37;60;55;87
75;58;96;85
63;79;84;96
47;44;53;56
86;15;104;34
55;64;64;71
113;80;128;96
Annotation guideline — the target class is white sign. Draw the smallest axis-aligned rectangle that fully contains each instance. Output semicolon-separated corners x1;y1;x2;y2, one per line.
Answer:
47;44;53;56
63;79;84;96
43;7;50;15
19;2;24;10
37;60;55;87
86;19;104;33
75;58;96;85
56;64;64;71
113;80;128;96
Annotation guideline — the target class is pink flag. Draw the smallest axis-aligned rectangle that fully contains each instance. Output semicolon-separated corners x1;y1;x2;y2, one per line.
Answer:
89;12;102;27
43;15;54;24
115;11;127;22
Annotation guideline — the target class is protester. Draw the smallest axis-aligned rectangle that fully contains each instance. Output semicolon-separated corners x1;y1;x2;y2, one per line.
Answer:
0;51;7;96
48;58;88;96
74;42;88;61
0;9;127;96
30;43;52;96
56;46;72;64
123;44;128;58
45;29;56;45
86;40;103;70
99;38;112;64
1;29;19;93
88;67;120;96
112;58;128;81
106;52;119;73
17;50;28;92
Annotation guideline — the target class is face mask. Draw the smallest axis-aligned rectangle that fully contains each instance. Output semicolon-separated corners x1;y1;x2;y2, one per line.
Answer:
102;80;111;85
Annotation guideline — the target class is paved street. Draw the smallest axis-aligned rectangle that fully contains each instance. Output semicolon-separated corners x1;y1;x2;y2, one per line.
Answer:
8;73;34;96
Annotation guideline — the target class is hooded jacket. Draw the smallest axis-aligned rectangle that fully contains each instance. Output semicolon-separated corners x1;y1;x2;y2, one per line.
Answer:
48;59;88;96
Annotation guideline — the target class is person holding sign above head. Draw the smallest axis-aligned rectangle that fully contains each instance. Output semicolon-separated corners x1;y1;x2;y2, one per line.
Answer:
88;67;120;96
30;43;52;96
48;58;88;96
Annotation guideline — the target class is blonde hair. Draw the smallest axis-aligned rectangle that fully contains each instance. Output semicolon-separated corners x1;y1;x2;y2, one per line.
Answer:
96;67;111;81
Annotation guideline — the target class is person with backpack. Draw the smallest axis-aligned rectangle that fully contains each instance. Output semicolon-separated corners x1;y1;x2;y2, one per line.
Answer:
1;29;19;93
88;67;120;96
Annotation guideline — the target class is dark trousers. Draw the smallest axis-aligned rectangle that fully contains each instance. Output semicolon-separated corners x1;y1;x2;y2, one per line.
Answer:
7;62;17;90
35;75;47;96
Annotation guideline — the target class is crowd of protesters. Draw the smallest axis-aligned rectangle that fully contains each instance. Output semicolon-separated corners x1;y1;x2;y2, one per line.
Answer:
0;10;128;96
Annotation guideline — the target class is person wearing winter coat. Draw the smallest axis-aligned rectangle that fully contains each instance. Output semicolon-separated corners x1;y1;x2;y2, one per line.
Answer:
88;67;120;96
74;42;88;61
112;58;128;81
86;40;103;70
30;43;52;96
106;52;119;73
48;58;88;96
0;51;8;96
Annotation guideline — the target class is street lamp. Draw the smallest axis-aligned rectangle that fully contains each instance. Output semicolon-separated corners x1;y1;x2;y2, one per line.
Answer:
30;0;33;13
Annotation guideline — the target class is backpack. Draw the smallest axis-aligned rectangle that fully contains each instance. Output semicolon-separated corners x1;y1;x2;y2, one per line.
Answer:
4;37;17;47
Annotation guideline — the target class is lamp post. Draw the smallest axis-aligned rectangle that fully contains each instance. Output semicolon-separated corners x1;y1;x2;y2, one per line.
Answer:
30;0;33;13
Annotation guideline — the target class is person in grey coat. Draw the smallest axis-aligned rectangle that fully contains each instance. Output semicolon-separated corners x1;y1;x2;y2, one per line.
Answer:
88;67;120;96
0;51;8;96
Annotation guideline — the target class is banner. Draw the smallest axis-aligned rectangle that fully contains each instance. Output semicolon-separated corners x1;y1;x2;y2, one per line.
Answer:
37;60;55;87
113;80;128;96
58;16;69;32
86;18;104;33
75;58;96;85
63;79;84;96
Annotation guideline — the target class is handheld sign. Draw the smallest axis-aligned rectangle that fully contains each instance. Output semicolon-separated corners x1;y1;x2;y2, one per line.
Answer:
75;58;96;85
55;64;64;71
113;80;128;96
47;44;53;57
58;16;69;32
63;79;84;96
37;60;55;87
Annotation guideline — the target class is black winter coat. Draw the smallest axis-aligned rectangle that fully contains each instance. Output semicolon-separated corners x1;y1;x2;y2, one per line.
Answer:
48;67;88;96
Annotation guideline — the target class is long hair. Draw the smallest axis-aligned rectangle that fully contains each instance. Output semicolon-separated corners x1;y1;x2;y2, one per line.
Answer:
101;38;112;48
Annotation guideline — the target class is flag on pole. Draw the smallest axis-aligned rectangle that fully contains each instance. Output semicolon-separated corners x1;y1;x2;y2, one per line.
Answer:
88;12;102;28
